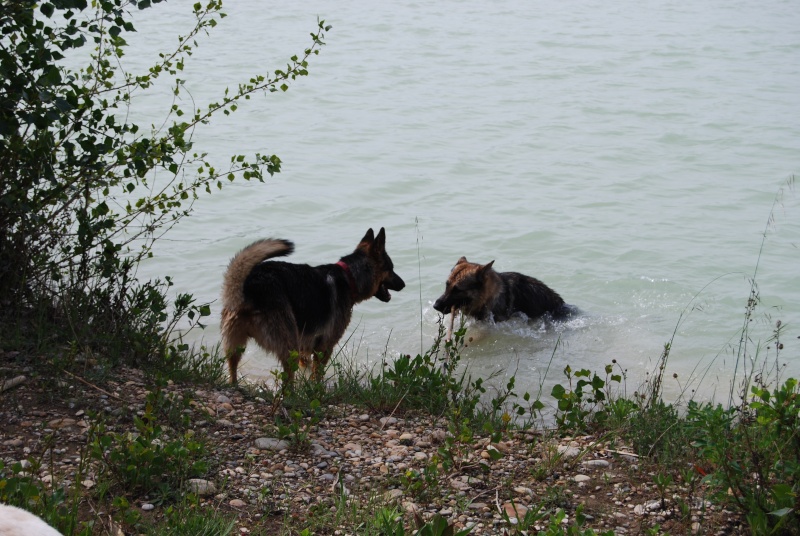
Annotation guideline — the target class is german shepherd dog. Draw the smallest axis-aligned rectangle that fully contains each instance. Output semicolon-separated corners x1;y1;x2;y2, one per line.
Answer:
221;228;405;385
432;257;573;322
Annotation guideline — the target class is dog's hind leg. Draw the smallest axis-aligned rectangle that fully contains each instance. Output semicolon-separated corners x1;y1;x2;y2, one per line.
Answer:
221;308;249;385
252;314;301;389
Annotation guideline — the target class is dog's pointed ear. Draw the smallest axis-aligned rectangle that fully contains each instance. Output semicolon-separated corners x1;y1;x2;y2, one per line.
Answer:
477;260;495;279
360;228;375;244
456;256;468;265
374;227;386;250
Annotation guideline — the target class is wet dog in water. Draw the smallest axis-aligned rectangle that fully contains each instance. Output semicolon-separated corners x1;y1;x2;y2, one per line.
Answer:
433;257;573;322
221;228;405;384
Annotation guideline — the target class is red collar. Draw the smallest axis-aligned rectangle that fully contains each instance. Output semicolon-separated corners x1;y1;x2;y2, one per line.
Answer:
336;261;358;298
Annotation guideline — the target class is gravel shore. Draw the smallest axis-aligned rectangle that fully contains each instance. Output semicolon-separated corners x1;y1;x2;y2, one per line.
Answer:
1;363;747;535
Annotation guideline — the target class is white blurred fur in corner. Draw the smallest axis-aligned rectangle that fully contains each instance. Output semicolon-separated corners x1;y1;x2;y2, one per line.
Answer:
0;504;62;536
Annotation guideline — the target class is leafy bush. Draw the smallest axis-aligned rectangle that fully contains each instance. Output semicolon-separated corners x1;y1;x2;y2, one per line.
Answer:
0;0;328;367
550;363;625;433
690;378;800;535
89;388;209;499
0;460;89;535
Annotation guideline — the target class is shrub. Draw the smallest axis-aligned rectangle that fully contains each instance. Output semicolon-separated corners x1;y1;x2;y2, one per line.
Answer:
0;0;328;367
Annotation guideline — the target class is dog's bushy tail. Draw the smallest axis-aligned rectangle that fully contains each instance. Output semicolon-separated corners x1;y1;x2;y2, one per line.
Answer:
221;239;294;312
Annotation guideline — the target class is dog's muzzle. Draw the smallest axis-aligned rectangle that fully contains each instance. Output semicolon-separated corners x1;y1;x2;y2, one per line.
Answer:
432;296;449;313
376;273;405;302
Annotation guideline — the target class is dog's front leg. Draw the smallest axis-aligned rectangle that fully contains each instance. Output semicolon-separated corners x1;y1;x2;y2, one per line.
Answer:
311;348;332;382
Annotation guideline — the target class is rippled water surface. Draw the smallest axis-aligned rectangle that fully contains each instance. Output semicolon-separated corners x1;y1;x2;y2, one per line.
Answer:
119;0;799;403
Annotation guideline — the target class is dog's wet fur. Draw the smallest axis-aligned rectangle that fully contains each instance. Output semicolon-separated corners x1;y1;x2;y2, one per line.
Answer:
433;257;574;322
220;228;405;384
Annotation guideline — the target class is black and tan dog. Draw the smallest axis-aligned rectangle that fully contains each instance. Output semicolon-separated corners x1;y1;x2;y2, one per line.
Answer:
433;257;573;322
221;228;405;384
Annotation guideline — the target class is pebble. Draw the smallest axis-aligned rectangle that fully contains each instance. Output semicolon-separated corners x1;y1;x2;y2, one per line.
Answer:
557;445;581;458
0;371;746;536
187;479;217;496
255;437;290;451
583;459;611;468
502;502;528;520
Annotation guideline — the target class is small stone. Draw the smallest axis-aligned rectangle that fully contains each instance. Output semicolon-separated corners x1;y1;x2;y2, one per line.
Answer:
557;445;581;458
384;489;403;501
230;499;247;507
343;442;362;455
583;459;610;468
573;474;591;482
141;503;155;511
430;430;447;444
187;479;217;496
502;502;528;521
48;418;77;429
255;437;290;451
646;500;662;512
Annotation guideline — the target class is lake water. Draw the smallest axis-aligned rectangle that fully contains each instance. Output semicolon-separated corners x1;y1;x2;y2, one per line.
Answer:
117;0;799;407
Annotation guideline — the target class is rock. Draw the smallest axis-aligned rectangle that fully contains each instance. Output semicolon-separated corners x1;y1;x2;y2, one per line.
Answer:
502;502;528;521
646;500;662;511
187;479;217;496
557;445;581;458
583;459;610;468
255;437;290;451
230;499;247;507
449;478;472;492
430;430;447;443
342;442;362;455
48;418;77;429
573;474;591;482
141;503;155;511
384;489;403;501
403;501;420;515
